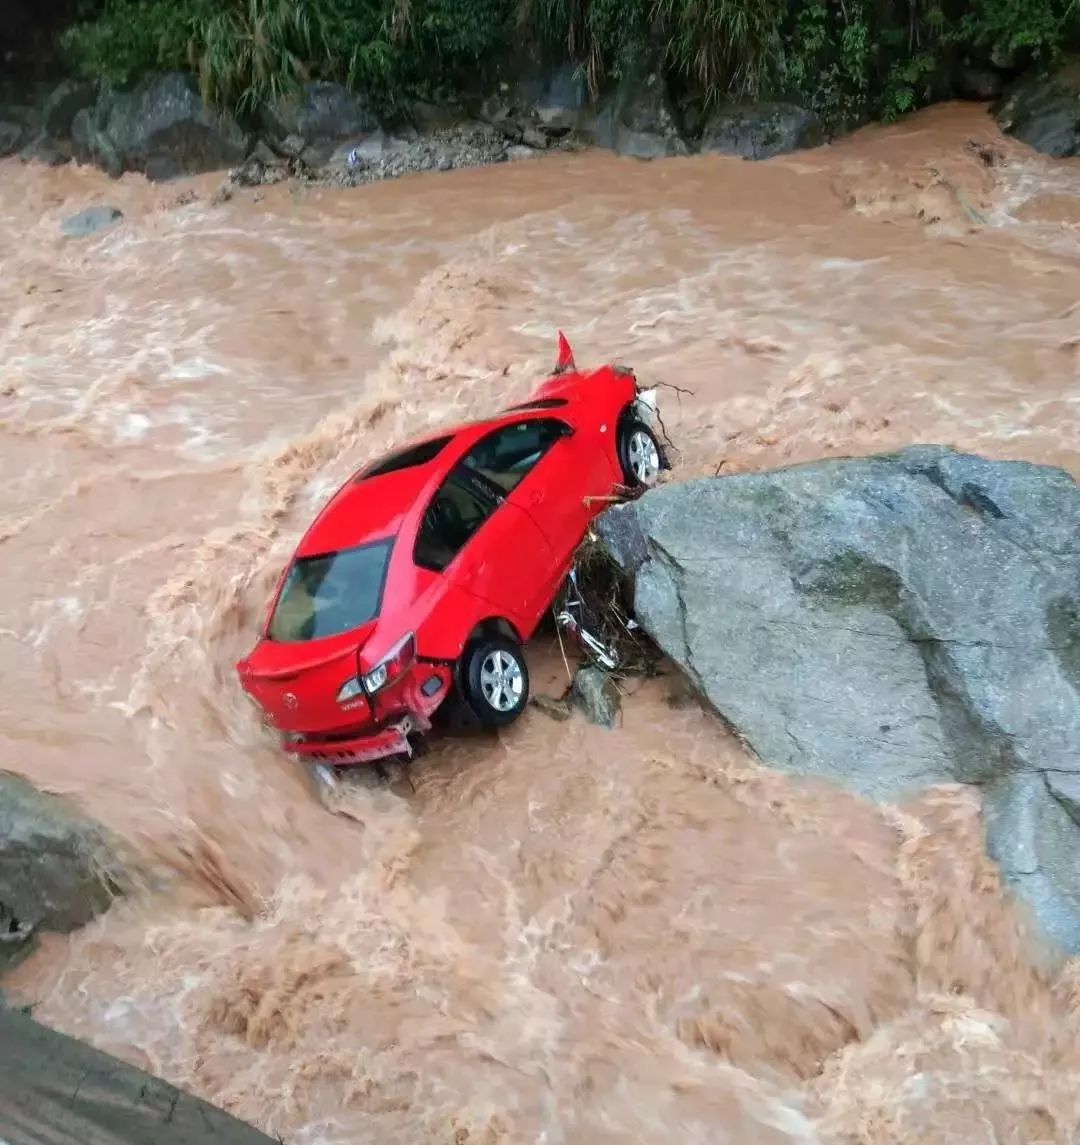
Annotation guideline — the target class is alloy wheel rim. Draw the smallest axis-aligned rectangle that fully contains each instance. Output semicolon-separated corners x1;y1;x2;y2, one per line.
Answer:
479;649;524;712
628;429;660;484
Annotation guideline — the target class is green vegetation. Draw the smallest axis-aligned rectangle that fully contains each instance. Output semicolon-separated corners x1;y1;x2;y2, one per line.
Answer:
56;0;1080;129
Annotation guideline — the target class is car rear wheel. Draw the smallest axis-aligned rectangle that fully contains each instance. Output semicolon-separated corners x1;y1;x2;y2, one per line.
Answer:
461;635;530;728
618;418;662;489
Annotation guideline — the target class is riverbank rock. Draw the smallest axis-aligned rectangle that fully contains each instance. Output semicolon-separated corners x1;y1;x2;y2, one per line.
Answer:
81;73;247;179
994;56;1080;157
263;81;378;164
698;101;822;160
596;445;1080;952
42;78;97;140
0;119;24;157
0;771;123;965
480;64;592;148
0;1006;278;1144
591;70;690;160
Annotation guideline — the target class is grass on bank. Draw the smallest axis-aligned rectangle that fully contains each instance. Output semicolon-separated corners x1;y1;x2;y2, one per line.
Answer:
58;0;1080;130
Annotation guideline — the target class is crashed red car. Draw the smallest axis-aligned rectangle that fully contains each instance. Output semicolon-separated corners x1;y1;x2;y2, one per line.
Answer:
236;336;668;786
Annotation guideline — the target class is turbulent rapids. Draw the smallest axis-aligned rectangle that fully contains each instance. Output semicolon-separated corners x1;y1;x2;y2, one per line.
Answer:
2;102;1080;1143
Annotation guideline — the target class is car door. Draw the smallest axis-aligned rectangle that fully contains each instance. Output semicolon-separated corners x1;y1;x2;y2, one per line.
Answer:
413;461;555;639
459;416;607;624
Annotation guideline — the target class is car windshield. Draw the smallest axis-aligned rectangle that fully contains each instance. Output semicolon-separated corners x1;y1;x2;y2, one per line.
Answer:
267;539;392;642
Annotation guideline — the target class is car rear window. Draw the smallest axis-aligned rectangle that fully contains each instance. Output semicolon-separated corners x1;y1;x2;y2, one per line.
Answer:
359;435;454;481
267;539;392;642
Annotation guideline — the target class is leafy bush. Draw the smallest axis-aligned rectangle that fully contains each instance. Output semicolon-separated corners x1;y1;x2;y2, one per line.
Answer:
950;0;1080;63
54;0;1080;130
782;0;952;130
655;0;788;102
61;0;208;88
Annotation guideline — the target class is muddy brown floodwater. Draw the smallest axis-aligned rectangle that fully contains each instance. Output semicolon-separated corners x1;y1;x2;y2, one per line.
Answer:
2;103;1080;1143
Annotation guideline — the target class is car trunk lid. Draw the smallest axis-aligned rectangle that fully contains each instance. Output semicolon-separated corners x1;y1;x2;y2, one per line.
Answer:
238;624;376;734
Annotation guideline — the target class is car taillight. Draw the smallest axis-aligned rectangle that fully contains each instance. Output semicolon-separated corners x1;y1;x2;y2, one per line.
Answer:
361;632;416;695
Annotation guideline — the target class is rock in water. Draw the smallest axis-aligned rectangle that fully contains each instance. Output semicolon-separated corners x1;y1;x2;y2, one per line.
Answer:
61;206;123;238
572;667;622;728
994;56;1080;157
0;1006;277;1144
596;445;1080;951
0;771;122;961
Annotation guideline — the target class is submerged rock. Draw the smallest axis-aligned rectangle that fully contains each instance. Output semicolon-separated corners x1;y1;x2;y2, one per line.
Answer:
0;771;122;963
572;667;622;728
61;206;123;238
597;445;1080;951
995;57;1080;157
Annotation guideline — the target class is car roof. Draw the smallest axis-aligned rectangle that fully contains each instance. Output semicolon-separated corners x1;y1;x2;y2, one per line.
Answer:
294;406;539;558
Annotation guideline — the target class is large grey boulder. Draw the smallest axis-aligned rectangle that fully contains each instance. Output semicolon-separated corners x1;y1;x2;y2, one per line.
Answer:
0;771;123;964
597;445;1080;951
262;81;378;163
994;56;1080;157
0;1006;277;1144
698;101;822;160
42;78;98;139
591;70;690;159
0;119;23;158
81;73;247;180
481;64;593;148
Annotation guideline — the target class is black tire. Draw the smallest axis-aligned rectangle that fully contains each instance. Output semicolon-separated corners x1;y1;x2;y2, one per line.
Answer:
617;417;663;489
460;635;530;729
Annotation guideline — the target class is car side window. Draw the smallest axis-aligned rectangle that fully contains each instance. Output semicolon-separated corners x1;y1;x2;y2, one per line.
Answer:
414;465;502;572
460;419;567;494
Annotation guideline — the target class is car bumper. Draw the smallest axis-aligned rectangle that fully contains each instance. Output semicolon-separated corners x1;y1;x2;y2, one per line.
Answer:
280;663;453;768
286;715;419;767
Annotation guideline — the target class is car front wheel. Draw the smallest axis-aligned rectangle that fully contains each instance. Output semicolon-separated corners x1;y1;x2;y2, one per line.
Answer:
461;635;530;728
618;417;663;489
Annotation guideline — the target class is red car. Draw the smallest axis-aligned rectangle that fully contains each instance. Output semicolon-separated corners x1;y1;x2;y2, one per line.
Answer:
236;336;668;788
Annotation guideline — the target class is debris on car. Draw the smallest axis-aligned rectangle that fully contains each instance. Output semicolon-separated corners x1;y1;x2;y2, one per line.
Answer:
235;334;673;805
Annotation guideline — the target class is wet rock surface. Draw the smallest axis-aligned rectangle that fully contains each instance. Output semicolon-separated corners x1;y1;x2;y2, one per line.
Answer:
0;1005;277;1144
0;771;122;966
995;56;1080;157
8;64;830;186
571;667;622;728
77;73;248;179
591;70;690;160
597;444;1080;951
698;102;822;160
263;81;379;155
61;205;124;237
